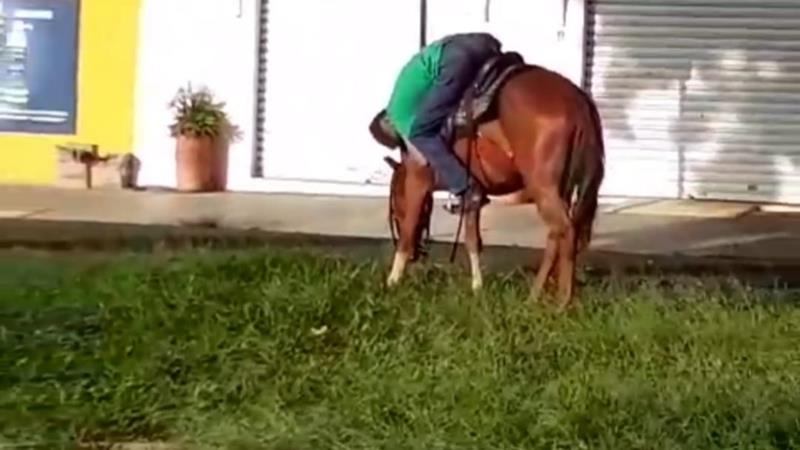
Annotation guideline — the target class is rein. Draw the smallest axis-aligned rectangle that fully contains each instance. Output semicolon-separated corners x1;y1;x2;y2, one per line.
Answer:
388;177;399;248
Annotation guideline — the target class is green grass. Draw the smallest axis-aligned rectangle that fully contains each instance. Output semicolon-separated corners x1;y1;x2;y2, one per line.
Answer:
1;248;799;449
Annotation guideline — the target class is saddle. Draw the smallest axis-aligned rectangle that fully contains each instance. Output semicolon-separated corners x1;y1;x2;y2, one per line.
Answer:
369;51;527;151
443;51;527;141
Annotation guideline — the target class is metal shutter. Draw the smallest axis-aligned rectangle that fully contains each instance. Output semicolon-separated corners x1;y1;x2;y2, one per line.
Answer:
252;0;269;178
584;0;800;204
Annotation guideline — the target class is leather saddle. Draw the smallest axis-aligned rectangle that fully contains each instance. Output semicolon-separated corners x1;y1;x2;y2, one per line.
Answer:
443;50;527;141
369;51;528;151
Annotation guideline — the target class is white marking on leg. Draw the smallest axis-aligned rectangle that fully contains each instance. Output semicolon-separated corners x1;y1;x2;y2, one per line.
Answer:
387;251;409;286
469;251;483;291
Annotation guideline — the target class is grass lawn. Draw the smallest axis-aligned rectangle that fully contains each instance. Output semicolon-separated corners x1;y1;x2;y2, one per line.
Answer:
1;248;799;449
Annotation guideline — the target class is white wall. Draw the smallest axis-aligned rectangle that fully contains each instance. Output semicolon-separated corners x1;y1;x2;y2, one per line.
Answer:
427;0;586;85
132;0;260;189
131;0;587;195
257;0;420;187
254;0;586;194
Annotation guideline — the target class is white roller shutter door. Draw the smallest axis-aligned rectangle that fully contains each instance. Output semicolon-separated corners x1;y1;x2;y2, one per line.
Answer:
585;0;800;204
255;0;419;186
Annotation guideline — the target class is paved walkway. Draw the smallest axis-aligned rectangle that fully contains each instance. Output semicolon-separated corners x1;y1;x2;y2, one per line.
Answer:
1;186;799;269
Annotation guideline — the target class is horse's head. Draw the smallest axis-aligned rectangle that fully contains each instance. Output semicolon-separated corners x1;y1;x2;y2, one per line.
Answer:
369;109;435;261
383;154;435;262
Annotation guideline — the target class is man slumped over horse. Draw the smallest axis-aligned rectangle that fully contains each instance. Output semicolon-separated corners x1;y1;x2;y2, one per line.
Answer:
383;32;503;214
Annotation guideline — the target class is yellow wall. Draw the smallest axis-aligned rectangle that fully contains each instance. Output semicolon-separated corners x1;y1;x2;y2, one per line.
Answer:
0;0;141;184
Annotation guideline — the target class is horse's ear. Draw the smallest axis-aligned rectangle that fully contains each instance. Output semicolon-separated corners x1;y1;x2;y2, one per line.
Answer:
383;156;400;170
369;109;402;150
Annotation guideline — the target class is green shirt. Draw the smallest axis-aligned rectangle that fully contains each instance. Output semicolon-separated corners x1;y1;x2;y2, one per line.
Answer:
386;41;444;138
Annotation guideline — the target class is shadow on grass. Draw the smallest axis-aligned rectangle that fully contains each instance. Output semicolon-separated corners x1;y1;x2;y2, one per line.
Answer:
1;218;799;289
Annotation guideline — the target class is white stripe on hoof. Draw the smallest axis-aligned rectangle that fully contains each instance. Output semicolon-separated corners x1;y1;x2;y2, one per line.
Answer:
387;251;409;286
469;251;483;291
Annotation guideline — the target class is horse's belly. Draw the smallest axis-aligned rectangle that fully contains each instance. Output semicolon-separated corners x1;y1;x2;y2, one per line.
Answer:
474;136;524;195
490;189;532;205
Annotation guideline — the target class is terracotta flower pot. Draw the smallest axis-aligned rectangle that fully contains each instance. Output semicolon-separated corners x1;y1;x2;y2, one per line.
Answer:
175;135;228;192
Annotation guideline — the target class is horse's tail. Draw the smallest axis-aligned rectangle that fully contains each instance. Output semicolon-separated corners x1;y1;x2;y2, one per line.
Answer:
564;89;605;254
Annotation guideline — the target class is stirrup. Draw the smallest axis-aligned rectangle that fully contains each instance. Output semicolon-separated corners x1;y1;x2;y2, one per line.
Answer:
443;193;461;214
442;191;488;215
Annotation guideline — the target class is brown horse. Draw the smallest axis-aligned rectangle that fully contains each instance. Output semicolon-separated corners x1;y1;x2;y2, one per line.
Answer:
371;62;605;309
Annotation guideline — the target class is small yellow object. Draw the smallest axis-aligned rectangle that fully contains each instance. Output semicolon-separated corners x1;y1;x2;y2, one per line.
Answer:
311;325;329;336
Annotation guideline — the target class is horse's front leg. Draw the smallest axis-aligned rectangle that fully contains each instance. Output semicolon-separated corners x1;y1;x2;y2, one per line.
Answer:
387;251;409;287
464;206;484;291
387;165;434;287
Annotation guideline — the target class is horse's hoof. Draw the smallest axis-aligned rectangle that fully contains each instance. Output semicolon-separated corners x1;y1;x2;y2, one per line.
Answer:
471;279;483;292
552;297;578;313
558;300;580;313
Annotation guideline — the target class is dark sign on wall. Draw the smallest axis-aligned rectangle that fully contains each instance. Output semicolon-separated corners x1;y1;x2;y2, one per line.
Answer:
0;0;79;134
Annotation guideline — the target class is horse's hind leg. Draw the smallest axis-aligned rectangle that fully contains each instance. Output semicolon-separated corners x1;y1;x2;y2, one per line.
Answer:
516;129;574;306
532;231;558;301
556;216;577;309
530;187;573;304
464;207;484;291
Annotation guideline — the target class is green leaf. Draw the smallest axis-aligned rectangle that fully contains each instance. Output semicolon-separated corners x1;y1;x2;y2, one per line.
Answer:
167;83;233;142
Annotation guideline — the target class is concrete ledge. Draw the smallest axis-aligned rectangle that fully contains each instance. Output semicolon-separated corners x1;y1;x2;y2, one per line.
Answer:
1;186;800;275
615;199;759;219
0;209;46;219
2;218;798;288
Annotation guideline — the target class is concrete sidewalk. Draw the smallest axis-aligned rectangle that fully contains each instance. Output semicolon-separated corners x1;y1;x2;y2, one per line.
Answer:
1;185;799;264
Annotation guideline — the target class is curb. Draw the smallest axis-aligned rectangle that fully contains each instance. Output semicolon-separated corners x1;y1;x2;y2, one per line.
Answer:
2;218;799;286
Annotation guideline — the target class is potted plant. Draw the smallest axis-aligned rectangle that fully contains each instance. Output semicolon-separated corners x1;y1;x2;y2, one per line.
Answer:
168;83;235;192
